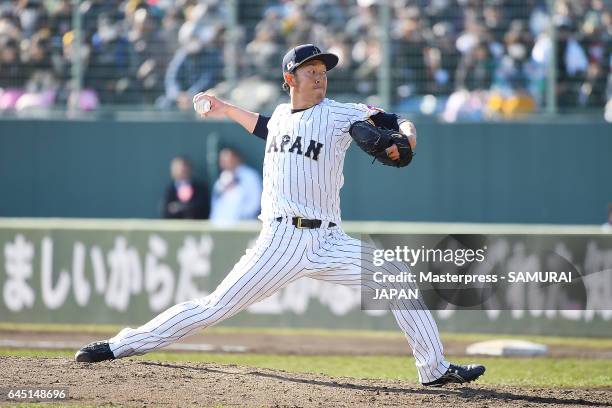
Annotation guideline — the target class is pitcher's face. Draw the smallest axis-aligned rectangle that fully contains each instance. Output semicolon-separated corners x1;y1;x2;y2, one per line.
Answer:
288;60;328;102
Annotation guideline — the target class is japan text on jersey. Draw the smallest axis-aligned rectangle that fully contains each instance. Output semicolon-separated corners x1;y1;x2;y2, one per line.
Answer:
260;98;380;224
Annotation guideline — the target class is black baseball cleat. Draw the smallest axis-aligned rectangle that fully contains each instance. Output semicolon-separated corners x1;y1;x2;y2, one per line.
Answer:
75;341;115;363
422;363;486;387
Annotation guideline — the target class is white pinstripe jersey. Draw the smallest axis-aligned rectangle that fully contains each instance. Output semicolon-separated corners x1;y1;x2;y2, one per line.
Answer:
260;98;380;224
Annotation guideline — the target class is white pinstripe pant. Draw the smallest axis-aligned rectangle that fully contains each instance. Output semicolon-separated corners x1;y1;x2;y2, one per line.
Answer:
109;220;450;383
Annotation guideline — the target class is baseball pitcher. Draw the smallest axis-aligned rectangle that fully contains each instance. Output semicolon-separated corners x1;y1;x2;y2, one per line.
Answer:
76;44;485;387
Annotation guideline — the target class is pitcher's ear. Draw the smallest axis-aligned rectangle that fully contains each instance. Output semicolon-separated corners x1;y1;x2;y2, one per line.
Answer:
283;72;296;87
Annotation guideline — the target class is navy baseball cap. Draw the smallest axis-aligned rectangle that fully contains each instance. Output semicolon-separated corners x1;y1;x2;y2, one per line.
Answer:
282;44;339;74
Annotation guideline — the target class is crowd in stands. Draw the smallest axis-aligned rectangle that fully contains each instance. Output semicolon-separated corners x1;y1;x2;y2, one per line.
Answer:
0;0;610;120
0;0;226;111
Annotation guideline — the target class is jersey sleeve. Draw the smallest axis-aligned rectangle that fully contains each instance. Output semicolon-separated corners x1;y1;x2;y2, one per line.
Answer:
252;115;270;140
331;102;384;137
345;103;384;123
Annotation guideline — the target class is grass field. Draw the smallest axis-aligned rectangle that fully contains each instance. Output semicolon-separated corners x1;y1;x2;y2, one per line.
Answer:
2;322;612;349
1;348;610;388
1;323;610;392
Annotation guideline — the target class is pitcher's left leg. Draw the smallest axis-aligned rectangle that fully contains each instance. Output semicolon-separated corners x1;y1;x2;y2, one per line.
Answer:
305;228;483;385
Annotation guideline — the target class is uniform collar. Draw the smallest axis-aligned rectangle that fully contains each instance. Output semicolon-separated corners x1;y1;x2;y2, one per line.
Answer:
290;98;327;114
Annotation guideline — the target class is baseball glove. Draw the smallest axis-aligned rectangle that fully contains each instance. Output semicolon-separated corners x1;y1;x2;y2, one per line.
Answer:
348;119;414;167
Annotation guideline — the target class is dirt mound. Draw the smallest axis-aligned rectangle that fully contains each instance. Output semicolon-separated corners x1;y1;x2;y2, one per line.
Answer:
1;357;610;407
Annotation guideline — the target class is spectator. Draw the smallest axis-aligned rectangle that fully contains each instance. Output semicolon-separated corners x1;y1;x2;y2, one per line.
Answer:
80;0;122;40
88;12;132;103
210;148;262;223
127;8;169;104
14;0;48;39
455;41;495;91
245;12;284;80
602;203;612;233
162;156;210;219
162;35;223;110
392;6;428;98
352;37;381;96
555;20;589;108
16;29;59;111
49;0;72;40
158;4;183;55
0;37;25;89
51;29;96;108
160;2;224;110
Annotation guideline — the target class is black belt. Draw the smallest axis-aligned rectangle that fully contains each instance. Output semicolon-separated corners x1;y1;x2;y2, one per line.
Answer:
276;217;336;229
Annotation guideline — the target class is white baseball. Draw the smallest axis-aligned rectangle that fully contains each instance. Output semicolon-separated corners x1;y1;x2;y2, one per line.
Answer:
194;98;211;114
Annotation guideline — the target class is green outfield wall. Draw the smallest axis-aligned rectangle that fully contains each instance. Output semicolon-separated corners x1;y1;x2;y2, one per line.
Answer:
0;218;610;337
0;118;611;224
